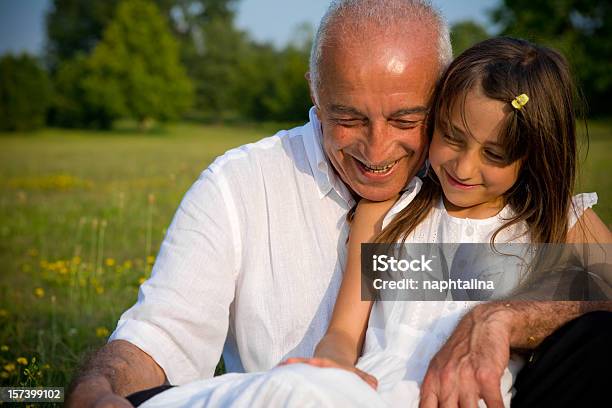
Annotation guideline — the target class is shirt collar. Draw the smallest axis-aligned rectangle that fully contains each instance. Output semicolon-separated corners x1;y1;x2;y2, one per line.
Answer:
304;106;354;203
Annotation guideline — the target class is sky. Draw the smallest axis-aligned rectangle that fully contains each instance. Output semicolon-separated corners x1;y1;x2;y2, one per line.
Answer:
0;0;500;55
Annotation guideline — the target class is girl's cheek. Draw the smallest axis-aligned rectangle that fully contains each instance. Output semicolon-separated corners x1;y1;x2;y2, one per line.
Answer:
428;142;452;167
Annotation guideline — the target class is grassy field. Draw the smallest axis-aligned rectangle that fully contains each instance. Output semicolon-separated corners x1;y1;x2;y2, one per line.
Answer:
0;120;610;396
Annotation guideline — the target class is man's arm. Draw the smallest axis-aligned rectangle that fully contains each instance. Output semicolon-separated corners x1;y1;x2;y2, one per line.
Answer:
419;301;612;408
67;340;167;407
506;301;612;347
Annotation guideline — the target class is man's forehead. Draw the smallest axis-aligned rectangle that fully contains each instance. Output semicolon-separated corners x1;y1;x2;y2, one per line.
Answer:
323;20;438;63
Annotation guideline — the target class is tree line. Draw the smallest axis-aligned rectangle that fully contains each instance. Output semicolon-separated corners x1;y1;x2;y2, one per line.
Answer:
0;0;609;131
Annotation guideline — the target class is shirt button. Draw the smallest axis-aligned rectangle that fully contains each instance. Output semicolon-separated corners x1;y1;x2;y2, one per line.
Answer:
465;226;474;236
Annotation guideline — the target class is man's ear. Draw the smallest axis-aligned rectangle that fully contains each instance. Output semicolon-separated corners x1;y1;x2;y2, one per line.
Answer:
305;71;319;109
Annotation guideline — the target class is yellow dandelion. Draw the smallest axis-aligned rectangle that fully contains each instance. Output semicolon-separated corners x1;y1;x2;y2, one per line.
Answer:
59;267;69;275
105;258;116;267
138;277;146;285
16;357;28;365
96;327;110;338
34;287;45;298
3;363;15;372
146;255;155;265
0;371;8;379
42;364;50;370
72;256;81;265
95;286;105;295
123;260;133;269
1;345;8;352
0;309;8;318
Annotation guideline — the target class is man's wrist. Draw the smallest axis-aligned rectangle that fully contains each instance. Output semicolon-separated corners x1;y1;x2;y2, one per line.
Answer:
469;302;516;343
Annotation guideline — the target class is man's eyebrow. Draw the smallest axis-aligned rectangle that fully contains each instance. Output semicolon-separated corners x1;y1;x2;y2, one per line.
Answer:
389;107;429;117
328;105;366;116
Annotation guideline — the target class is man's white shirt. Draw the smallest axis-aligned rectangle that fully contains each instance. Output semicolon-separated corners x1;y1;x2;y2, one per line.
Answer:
110;107;352;385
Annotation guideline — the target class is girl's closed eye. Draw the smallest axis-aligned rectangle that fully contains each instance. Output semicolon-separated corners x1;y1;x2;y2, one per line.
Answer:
483;148;507;164
441;132;463;146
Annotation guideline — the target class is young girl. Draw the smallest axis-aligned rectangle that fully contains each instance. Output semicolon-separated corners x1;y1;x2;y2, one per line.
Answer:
139;37;611;408
280;36;612;406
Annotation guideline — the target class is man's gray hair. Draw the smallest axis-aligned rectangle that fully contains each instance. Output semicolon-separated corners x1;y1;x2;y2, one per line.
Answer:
309;0;452;101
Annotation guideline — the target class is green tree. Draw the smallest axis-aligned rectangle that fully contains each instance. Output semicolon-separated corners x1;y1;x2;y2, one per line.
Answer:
49;54;114;129
0;54;51;131
491;0;612;116
450;20;490;57
83;0;194;128
45;0;176;68
186;18;250;119
172;0;246;118
230;23;313;122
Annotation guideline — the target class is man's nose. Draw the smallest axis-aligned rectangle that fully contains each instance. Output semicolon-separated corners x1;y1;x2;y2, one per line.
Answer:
364;121;392;164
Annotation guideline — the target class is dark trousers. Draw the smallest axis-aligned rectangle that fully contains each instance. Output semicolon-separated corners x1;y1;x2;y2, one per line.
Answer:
512;310;612;407
127;384;174;406
126;311;612;407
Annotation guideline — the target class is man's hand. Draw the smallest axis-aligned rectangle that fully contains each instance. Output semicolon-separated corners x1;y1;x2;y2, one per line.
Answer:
279;357;378;390
419;304;513;408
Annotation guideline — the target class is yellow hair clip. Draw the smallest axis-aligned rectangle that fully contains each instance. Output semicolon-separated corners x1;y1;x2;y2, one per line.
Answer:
511;93;529;110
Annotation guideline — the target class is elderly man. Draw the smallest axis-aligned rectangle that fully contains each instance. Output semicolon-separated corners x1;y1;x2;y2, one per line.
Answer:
69;1;611;407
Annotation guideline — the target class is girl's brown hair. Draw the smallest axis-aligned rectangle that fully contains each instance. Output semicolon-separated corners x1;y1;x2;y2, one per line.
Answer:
376;37;578;245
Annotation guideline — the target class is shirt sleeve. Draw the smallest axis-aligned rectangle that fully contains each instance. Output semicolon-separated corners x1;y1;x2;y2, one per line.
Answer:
109;166;239;385
569;192;598;228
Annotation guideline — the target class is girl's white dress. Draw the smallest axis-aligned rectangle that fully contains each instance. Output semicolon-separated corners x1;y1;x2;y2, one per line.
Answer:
141;179;598;408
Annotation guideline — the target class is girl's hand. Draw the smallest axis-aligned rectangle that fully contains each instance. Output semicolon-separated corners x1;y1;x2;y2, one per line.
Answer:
278;357;378;390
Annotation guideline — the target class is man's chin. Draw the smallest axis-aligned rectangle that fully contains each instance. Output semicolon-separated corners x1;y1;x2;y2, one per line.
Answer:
352;184;404;202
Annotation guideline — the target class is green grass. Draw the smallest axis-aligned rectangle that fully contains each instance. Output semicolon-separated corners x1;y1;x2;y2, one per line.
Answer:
0;119;610;395
0;122;268;393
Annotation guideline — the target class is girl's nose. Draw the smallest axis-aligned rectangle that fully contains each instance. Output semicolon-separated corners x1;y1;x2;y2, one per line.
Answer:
453;150;478;181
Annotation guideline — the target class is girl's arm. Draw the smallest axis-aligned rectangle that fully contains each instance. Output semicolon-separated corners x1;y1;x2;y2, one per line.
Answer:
280;197;398;387
313;197;398;366
566;209;612;291
567;209;612;243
